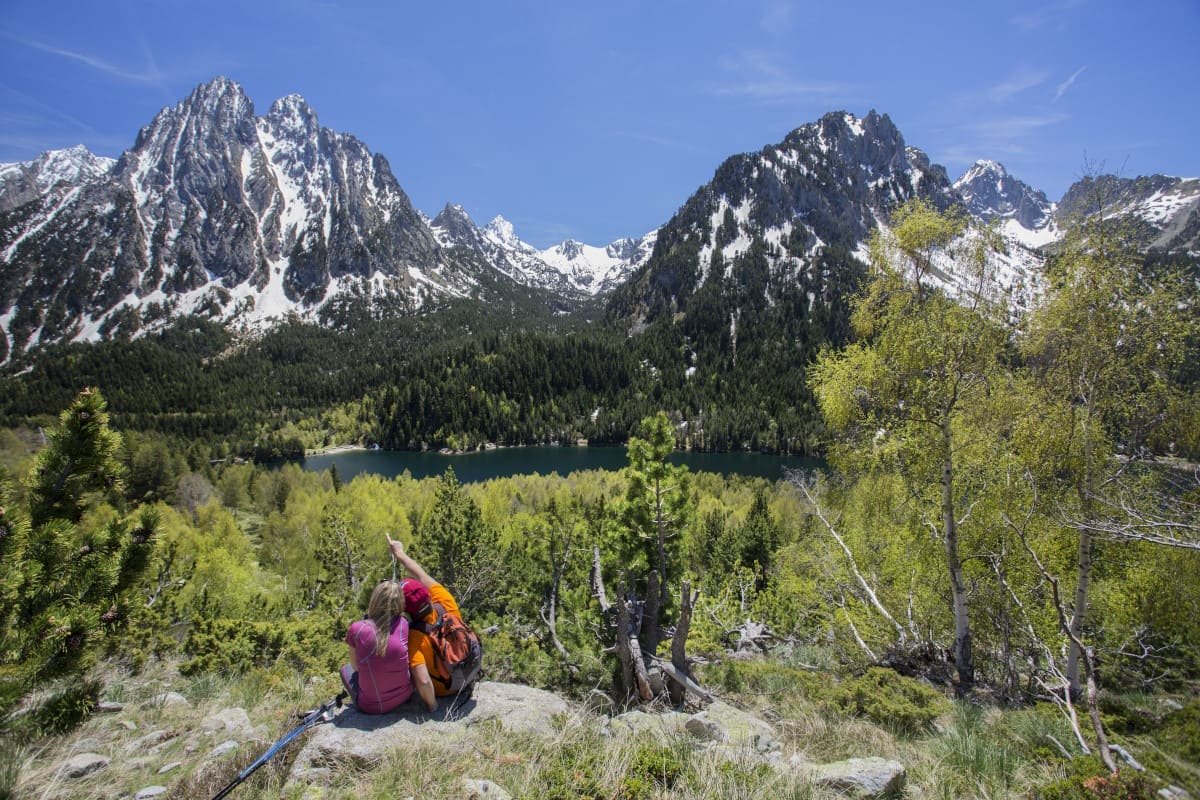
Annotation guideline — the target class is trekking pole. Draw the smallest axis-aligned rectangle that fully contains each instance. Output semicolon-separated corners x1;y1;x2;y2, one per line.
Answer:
209;691;346;800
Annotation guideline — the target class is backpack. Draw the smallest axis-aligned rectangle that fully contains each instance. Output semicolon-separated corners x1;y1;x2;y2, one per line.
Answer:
411;603;483;694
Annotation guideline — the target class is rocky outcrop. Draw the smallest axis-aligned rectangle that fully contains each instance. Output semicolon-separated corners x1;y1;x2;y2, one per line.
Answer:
289;681;571;782
37;680;906;800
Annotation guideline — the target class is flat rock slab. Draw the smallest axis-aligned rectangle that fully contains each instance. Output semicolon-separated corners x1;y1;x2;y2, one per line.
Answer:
809;757;906;799
59;752;109;779
289;682;570;783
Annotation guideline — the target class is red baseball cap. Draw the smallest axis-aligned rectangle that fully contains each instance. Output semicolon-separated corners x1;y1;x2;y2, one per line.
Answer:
402;580;431;616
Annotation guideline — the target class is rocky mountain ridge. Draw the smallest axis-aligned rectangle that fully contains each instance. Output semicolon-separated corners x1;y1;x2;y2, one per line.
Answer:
428;203;656;298
0;78;648;364
2;77;1197;365
607;111;1046;328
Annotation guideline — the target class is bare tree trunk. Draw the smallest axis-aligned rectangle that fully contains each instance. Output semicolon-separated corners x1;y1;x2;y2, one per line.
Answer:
667;581;700;706
640;570;661;657
1067;392;1099;698
615;590;635;699
942;419;973;694
629;637;654;703
1066;529;1093;698
591;545;609;611
540;524;576;669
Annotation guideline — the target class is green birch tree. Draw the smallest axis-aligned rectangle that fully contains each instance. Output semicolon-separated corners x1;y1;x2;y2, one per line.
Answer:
810;200;1009;694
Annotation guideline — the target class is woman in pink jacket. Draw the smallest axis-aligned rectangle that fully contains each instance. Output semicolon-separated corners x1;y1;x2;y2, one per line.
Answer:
341;580;413;713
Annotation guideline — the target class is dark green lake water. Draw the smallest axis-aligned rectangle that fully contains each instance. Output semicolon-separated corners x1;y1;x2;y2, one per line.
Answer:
301;447;823;484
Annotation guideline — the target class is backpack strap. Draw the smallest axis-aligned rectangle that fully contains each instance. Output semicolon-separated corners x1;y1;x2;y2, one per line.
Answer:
410;603;446;635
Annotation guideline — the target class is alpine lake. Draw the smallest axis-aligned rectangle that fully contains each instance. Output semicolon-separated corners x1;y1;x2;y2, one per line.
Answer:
300;446;824;484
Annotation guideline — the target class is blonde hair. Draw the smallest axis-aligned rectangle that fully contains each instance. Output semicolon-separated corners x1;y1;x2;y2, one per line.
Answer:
366;581;406;657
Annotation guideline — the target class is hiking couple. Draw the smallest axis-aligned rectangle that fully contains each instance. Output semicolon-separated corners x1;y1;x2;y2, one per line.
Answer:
340;534;480;714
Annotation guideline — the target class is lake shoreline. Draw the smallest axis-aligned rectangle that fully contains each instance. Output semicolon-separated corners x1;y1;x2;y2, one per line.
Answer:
297;446;825;484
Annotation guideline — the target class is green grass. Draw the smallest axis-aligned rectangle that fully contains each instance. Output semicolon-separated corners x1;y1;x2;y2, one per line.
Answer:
10;657;1200;800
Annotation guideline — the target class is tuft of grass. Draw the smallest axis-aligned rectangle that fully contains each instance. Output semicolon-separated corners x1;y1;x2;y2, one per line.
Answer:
0;738;26;800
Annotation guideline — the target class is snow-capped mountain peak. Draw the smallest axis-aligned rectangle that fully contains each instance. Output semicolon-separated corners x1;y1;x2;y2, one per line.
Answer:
954;159;1054;233
482;215;527;249
0;145;115;209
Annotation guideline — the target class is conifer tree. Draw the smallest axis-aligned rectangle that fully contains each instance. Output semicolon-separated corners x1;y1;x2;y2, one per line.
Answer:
420;468;498;608
623;412;691;608
0;388;158;736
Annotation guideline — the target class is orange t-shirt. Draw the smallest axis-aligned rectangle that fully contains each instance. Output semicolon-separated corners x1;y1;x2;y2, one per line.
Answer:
407;583;462;696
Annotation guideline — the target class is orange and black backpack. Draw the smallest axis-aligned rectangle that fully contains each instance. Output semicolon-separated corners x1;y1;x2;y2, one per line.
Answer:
411;603;483;694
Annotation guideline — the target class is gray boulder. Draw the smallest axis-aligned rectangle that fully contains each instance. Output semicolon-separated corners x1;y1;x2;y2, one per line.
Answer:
1159;786;1193;800
149;691;189;709
207;739;240;760
201;706;265;740
809;756;906;799
688;701;779;753
59;752;109;779
289;682;570;784
134;787;168;799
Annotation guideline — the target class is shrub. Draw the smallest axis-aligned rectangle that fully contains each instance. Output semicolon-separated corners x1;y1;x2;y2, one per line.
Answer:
833;667;949;735
181;614;344;676
1033;757;1161;800
532;740;605;800
620;740;689;799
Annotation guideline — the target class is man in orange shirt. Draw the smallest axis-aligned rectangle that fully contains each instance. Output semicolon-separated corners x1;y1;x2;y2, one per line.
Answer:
385;534;464;711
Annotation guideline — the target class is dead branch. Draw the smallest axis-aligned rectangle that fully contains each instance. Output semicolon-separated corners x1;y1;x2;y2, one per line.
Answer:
1045;734;1074;760
1006;509;1117;773
792;472;908;646
655;657;713;703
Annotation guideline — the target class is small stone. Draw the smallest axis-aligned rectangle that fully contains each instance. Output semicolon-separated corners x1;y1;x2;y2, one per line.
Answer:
207;739;240;759
134;786;168;799
157;761;183;775
463;778;512;799
150;691;189;709
60;752;109;779
96;700;125;713
201;707;253;734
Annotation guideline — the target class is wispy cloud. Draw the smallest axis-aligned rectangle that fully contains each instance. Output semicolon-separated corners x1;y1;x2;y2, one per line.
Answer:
969;113;1070;140
987;69;1049;103
937;113;1071;171
710;51;849;103
2;31;167;88
1053;66;1087;101
1010;0;1087;31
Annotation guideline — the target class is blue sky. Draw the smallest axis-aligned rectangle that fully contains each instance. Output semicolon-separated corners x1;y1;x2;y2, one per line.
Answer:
1;1;1197;248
